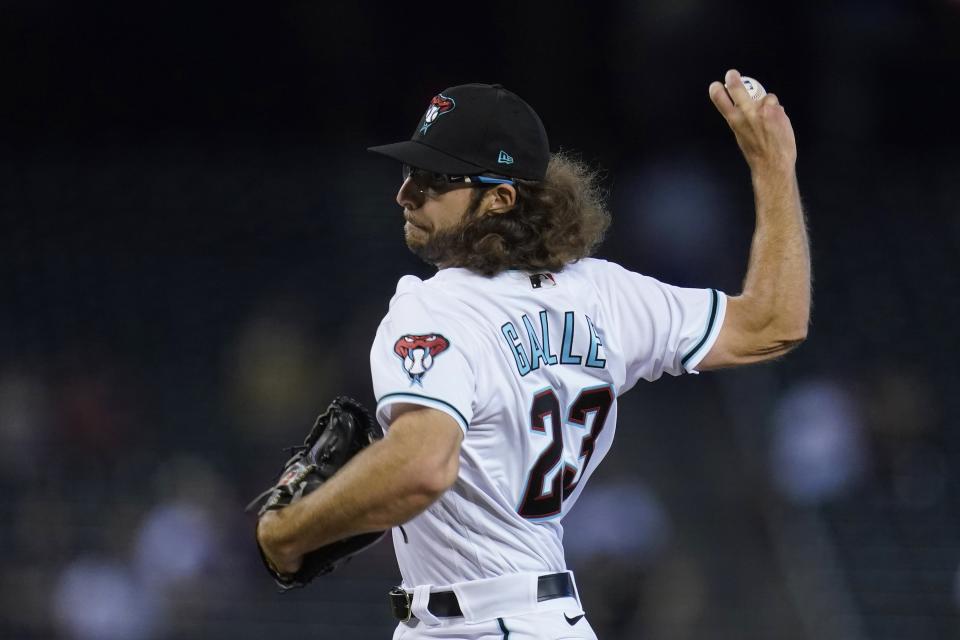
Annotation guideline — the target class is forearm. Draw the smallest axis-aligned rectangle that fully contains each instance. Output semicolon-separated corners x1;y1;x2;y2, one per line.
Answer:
737;164;810;340
698;70;810;370
257;436;445;569
257;408;463;573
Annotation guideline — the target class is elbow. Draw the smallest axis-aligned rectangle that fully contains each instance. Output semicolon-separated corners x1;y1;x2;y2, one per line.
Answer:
754;304;809;353
781;310;810;345
384;406;464;511
412;454;460;502
421;461;460;500
393;463;457;522
764;323;808;357
793;324;809;344
781;321;808;347
774;335;806;356
745;316;808;360
710;297;808;368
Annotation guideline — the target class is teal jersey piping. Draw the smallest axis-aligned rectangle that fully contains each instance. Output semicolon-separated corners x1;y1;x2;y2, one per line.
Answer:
681;288;720;368
376;392;470;431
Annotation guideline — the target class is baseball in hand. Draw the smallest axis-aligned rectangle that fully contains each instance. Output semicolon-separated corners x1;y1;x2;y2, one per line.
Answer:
739;76;767;101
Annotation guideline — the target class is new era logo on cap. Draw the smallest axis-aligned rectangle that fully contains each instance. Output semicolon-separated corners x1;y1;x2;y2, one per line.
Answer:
497;150;514;165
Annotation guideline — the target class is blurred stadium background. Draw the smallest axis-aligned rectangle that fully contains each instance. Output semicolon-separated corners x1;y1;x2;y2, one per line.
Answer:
2;1;959;638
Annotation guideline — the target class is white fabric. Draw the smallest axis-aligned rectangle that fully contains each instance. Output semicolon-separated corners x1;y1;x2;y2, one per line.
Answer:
394;572;590;639
410;584;440;627
370;258;726;588
450;571;539;623
392;600;596;640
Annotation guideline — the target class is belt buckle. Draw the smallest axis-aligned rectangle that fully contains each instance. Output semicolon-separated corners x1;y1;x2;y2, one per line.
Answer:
389;586;412;622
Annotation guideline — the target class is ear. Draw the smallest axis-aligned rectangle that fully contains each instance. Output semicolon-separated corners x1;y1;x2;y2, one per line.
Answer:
480;184;517;216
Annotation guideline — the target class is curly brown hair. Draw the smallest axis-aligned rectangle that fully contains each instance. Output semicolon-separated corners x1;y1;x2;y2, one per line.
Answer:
418;152;611;276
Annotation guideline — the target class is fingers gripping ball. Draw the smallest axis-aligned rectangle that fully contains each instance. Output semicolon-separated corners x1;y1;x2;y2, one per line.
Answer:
739;76;767;101
246;396;387;590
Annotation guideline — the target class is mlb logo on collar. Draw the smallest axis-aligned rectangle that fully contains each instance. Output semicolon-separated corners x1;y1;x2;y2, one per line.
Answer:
529;273;557;289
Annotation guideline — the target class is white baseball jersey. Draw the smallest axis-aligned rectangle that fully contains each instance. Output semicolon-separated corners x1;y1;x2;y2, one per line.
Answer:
370;258;726;588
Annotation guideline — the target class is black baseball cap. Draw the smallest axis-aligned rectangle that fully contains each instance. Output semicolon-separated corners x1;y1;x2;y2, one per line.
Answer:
368;83;550;181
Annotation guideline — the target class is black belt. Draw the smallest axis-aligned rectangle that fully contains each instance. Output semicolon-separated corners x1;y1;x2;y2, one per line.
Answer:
389;572;574;622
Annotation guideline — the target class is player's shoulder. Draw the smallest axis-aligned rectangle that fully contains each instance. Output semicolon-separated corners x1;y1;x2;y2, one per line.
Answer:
387;273;454;305
383;273;473;326
390;274;427;302
376;274;487;358
383;275;431;318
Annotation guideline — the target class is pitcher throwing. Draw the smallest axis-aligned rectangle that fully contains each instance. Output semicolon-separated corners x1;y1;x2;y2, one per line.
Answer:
256;70;810;639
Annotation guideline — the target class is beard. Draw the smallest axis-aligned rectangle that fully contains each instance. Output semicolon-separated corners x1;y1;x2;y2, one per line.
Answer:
405;196;483;267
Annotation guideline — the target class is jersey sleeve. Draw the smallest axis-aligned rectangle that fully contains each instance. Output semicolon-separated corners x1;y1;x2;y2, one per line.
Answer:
596;262;727;388
370;279;476;435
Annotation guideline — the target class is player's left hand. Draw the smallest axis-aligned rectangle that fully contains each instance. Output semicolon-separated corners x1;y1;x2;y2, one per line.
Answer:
246;396;387;591
708;69;797;173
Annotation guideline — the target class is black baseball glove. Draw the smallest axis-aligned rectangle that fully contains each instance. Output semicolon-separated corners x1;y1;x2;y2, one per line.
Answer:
246;396;386;591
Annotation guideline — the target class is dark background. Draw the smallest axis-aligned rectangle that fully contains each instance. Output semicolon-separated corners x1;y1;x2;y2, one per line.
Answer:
2;1;959;638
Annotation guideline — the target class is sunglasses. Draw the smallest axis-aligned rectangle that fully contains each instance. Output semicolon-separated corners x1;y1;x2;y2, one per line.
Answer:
402;164;515;196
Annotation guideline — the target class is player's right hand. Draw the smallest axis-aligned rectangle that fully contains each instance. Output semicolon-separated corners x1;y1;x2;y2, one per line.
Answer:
708;69;797;173
256;511;304;576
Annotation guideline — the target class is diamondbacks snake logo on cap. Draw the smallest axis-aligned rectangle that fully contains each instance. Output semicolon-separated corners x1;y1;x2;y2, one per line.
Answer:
394;333;450;384
419;94;456;135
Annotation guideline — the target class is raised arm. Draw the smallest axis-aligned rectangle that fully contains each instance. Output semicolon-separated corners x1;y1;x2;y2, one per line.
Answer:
698;69;811;370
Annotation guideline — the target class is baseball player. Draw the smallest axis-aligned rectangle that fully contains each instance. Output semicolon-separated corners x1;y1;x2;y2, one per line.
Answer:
257;71;810;639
